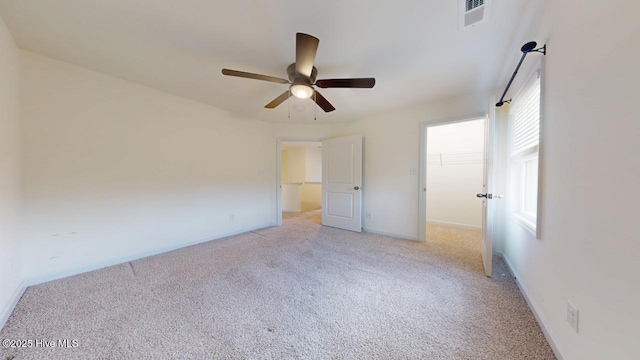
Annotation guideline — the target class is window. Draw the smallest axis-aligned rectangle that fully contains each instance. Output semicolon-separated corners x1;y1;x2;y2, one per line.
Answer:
509;67;541;234
522;156;538;217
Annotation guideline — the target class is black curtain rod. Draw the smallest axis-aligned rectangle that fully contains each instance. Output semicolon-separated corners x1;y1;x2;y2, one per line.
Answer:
496;41;546;107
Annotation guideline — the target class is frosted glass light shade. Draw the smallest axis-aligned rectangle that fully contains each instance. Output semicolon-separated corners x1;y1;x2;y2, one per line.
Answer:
291;84;313;99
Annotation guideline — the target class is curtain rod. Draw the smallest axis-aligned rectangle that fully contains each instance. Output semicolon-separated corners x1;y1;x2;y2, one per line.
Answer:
496;41;546;107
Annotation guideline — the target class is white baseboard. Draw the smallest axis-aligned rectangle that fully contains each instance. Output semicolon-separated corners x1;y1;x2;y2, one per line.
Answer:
426;219;481;230
26;223;272;286
363;227;419;241
1;224;272;330
0;279;27;331
499;252;566;360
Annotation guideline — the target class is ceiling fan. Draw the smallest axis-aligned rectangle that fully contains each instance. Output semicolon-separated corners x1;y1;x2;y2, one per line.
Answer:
222;33;375;113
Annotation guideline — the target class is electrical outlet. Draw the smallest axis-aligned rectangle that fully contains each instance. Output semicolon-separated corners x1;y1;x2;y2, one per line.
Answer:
365;212;372;219
567;302;579;333
229;214;235;221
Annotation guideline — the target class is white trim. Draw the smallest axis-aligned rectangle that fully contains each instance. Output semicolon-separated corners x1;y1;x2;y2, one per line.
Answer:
511;144;539;160
419;112;486;242
26;223;271;286
536;57;546;240
363;227;419;241
426;220;482;231
3;224;271;329
512;213;537;236
500;253;566;360
0;279;27;331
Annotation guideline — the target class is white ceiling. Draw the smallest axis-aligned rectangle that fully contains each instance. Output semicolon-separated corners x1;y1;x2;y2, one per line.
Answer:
0;0;529;123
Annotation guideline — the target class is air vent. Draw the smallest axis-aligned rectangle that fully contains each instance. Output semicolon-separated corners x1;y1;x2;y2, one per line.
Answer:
459;0;491;29
466;0;484;12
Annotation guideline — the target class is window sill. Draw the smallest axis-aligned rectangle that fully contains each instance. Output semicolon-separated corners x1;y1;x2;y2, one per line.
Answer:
512;212;537;236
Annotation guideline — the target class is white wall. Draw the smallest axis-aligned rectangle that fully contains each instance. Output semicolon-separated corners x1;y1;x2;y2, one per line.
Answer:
426;119;484;228
280;183;301;213
330;94;488;240
301;145;322;211
281;144;322;212
498;1;640;359
281;147;303;212
20;50;274;280
281;149;290;183
281;147;306;183
0;13;23;327
305;146;322;183
300;183;321;212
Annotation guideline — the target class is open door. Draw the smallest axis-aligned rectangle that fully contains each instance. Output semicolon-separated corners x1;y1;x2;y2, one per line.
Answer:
321;135;363;232
478;103;496;277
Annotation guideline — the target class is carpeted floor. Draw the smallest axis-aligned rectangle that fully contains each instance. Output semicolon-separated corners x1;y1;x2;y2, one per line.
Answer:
1;210;555;359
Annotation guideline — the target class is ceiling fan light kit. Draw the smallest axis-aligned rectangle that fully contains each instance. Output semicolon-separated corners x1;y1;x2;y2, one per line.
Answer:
290;84;313;99
222;33;376;117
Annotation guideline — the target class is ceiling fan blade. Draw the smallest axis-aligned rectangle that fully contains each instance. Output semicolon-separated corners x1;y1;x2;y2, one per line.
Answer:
313;90;336;112
222;69;289;84
265;91;291;109
315;78;376;89
295;33;319;77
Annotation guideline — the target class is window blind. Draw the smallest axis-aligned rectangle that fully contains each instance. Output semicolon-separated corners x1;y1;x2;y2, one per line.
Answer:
510;71;541;156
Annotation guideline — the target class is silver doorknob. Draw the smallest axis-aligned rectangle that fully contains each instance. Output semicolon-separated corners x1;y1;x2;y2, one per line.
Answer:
476;193;504;199
354;186;360;190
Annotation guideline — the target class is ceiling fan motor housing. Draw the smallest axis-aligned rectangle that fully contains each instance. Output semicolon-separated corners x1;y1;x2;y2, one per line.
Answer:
287;63;317;85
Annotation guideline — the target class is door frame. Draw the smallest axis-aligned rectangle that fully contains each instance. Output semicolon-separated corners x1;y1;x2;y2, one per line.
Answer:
276;137;324;226
418;112;486;242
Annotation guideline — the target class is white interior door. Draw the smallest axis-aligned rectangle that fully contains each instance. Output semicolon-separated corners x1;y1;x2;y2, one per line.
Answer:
322;135;363;232
479;105;496;277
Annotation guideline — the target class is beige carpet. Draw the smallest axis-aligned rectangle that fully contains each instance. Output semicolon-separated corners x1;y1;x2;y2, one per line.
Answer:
1;211;555;359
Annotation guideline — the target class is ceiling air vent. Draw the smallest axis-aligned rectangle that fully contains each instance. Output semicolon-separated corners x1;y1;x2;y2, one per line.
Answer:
466;0;484;12
459;0;491;29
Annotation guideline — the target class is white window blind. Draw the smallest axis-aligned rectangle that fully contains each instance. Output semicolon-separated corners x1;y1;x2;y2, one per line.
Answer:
510;71;541;156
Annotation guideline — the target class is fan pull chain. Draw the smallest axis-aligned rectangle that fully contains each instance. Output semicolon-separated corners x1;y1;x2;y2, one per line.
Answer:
314;91;317;121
